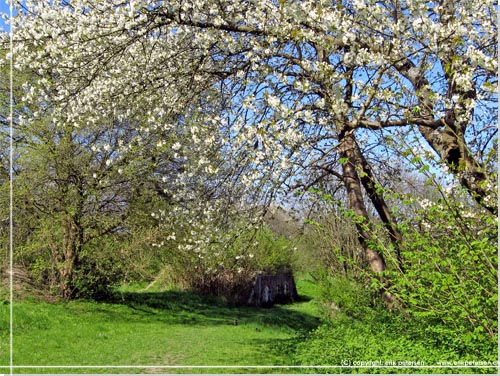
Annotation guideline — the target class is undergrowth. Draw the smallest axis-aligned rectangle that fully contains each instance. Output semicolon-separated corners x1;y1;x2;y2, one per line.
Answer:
292;274;498;374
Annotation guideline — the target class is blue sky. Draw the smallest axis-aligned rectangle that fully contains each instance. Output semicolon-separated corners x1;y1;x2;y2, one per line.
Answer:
0;0;14;32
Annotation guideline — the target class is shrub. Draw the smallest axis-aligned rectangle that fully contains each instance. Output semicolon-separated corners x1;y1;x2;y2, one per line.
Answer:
175;225;297;304
71;238;126;300
382;195;498;356
311;271;381;320
293;317;497;374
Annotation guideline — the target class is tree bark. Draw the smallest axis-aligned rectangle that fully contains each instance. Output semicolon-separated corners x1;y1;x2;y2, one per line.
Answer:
339;132;387;274
350;138;405;272
59;214;82;299
339;131;397;308
393;58;496;215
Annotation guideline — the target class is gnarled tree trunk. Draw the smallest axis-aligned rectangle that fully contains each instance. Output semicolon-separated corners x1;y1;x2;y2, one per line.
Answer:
58;214;83;299
339;131;394;307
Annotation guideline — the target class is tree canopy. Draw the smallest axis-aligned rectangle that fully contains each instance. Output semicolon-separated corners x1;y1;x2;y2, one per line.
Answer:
4;0;498;301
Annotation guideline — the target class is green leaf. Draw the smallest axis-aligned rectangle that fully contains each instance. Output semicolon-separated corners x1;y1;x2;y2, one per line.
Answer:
410;156;422;164
419;165;430;173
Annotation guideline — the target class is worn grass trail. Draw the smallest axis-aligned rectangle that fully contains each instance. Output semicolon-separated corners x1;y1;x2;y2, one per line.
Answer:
0;278;322;374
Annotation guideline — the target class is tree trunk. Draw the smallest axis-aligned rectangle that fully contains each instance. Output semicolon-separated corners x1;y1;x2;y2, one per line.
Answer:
393;57;496;215
350;137;405;272
339;132;396;307
59;215;82;299
416;109;495;214
339;132;387;273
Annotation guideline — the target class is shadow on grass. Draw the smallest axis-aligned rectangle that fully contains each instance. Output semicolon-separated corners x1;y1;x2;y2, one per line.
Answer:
107;289;321;333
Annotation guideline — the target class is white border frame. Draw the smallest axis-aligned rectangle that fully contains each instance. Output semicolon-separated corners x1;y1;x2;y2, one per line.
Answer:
5;1;500;374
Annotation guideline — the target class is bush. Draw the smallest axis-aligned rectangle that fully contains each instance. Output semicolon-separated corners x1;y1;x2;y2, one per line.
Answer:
296;212;363;277
13;221;61;296
382;195;498;355
311;271;381;320
294;317;497;374
71;238;126;300
175;226;297;304
295;264;497;373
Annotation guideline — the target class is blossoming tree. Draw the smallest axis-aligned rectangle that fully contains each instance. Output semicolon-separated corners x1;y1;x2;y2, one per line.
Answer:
8;0;497;299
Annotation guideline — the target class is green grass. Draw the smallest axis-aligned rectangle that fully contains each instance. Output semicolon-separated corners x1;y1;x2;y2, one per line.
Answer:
0;275;322;373
1;275;497;374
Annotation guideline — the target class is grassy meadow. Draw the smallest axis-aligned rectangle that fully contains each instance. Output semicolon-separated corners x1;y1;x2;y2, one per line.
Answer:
1;275;498;374
0;277;324;374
